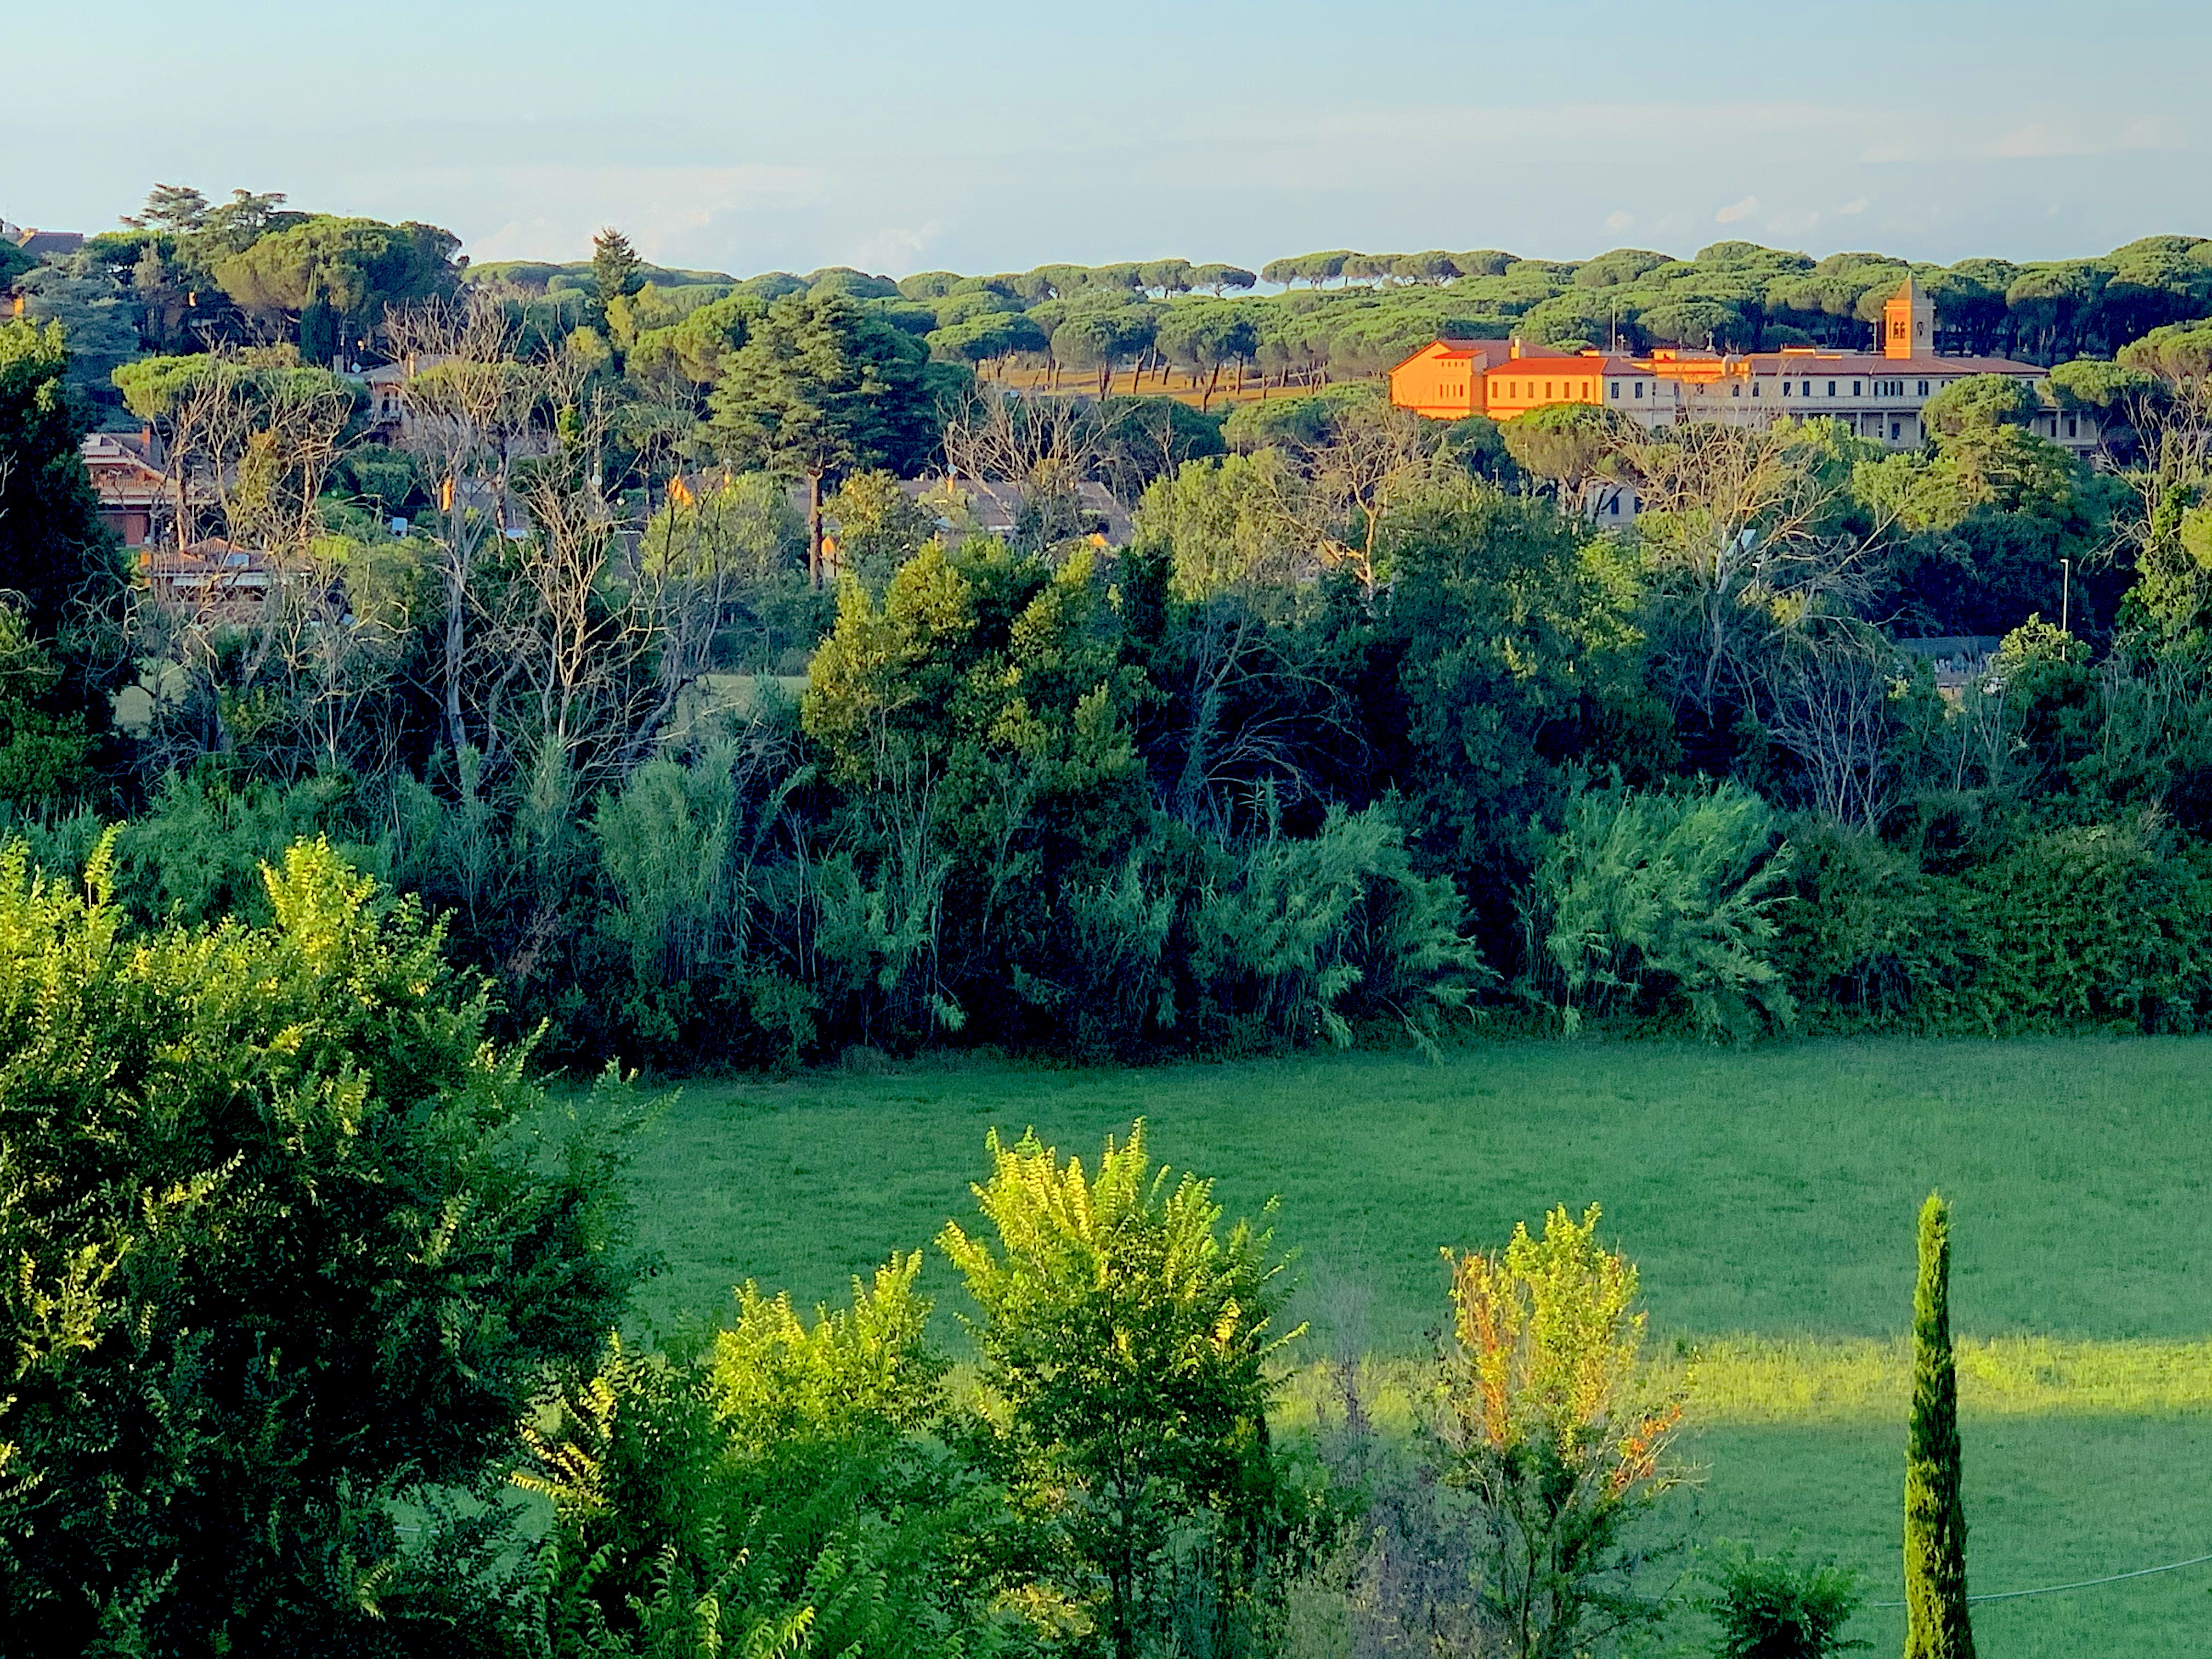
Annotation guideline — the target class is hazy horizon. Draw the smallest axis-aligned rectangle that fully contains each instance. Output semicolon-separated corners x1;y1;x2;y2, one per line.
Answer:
7;0;2207;278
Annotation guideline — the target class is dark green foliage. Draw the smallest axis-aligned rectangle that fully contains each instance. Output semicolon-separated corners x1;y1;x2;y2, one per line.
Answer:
0;320;125;641
0;834;639;1654
1770;820;2212;1036
1766;823;1957;1031
514;1259;995;1659
1951;824;2212;1032
1523;781;1796;1038
1377;481;1667;945
212;215;462;357
1699;1542;1867;1658
1903;1194;1973;1659
591;225;645;312
0;610;98;810
707;291;940;479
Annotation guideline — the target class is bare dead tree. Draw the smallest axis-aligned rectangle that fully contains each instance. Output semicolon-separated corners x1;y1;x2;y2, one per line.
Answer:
1615;421;1892;721
118;349;363;772
618;476;778;770
1270;402;1436;597
506;409;685;783
384;291;551;756
1166;602;1329;833
1938;670;2024;798
939;384;1107;549
1764;626;1899;832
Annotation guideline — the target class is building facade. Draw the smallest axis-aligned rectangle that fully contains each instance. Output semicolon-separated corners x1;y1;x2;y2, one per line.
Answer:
1389;277;2106;459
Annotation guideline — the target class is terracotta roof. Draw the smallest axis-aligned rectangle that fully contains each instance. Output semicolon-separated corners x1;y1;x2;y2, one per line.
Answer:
1431;336;1514;357
81;430;164;472
1391;336;1575;376
1488;353;1644;376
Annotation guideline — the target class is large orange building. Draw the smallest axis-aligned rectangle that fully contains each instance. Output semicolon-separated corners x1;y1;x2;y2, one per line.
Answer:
1387;336;1570;419
1387;276;2103;458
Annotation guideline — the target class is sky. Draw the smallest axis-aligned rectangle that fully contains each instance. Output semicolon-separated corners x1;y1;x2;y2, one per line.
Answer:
5;0;2208;279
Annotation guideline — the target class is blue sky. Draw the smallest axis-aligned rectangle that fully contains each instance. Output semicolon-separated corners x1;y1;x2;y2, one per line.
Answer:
6;0;2206;277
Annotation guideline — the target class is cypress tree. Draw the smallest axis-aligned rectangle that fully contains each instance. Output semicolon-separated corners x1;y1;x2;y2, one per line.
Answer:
1904;1192;1974;1659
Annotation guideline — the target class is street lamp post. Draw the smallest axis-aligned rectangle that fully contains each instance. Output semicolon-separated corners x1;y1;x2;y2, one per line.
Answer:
2060;558;2072;636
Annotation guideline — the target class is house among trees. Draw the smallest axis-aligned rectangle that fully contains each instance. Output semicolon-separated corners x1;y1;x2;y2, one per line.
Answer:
138;539;281;622
81;429;170;548
896;476;1133;548
1390;276;2106;456
2;222;86;259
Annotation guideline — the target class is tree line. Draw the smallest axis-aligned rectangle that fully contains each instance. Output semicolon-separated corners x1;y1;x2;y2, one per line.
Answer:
5;183;2212;1070
18;179;2212;437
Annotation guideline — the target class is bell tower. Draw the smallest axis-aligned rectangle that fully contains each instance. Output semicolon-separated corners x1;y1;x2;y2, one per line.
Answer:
1882;275;1934;359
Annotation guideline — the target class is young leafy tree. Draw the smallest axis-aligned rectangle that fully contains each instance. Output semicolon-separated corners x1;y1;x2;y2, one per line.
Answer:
0;833;640;1655
708;289;939;585
825;467;935;589
1904;1193;1974;1659
1440;1203;1690;1659
939;1121;1312;1659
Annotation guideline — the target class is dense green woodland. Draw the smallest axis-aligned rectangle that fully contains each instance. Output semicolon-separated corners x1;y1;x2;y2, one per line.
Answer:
4;186;2212;1066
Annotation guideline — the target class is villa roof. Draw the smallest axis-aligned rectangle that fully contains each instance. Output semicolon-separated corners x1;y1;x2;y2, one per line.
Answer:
9;229;84;258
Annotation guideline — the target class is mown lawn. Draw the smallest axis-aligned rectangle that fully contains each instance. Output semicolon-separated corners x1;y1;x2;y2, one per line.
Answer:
623;1037;2212;1656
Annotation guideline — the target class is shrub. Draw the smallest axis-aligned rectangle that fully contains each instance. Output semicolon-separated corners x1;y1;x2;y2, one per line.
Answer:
1699;1542;1867;1658
112;765;368;926
1181;804;1489;1054
591;742;812;1057
515;1257;986;1659
1523;781;1795;1036
1949;821;2212;1032
0;833;637;1654
1768;820;1960;1031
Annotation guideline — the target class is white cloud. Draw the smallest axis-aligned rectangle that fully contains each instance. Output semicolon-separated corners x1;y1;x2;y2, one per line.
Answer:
1715;195;1760;224
414;162;825;264
1604;209;1634;232
1835;198;1869;216
847;221;945;273
1984;117;2182;160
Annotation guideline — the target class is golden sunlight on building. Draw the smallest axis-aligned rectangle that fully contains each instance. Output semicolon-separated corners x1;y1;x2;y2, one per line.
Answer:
1388;276;2103;459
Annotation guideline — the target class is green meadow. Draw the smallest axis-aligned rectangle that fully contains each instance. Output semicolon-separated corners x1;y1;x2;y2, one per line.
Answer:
626;1039;2212;1656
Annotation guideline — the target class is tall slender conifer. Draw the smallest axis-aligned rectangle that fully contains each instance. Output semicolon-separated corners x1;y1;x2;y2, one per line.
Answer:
1904;1192;1973;1659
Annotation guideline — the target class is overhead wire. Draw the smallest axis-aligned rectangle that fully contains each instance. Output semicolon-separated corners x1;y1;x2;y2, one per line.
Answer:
1870;1549;2212;1607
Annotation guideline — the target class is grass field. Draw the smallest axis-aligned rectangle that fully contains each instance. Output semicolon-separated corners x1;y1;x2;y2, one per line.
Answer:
623;1037;2212;1656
